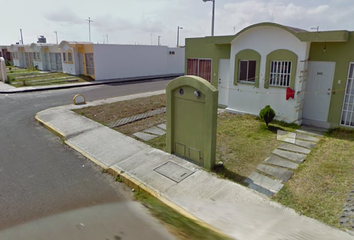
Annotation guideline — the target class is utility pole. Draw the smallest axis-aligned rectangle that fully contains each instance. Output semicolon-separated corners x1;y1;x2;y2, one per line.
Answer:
177;26;183;47
158;36;161;46
20;29;24;45
106;34;108;44
54;31;58;44
202;0;215;36
86;17;93;42
311;26;319;32
151;33;153;45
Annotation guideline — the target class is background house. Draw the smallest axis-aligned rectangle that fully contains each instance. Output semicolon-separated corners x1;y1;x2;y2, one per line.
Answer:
59;41;185;81
7;41;185;82
8;45;25;68
29;43;62;71
0;46;12;63
185;22;354;129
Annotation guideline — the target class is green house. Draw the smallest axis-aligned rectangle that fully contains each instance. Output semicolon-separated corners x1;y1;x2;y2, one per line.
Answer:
185;22;354;129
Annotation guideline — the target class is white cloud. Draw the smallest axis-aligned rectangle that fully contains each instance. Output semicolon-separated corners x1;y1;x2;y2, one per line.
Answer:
43;8;83;25
1;0;354;46
215;0;354;35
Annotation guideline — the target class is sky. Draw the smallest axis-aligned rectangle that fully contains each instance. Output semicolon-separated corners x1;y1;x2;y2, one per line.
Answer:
1;0;354;47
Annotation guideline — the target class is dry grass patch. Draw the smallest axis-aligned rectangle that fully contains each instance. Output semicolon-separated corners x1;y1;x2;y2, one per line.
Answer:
273;128;354;228
7;67;93;87
75;94;165;126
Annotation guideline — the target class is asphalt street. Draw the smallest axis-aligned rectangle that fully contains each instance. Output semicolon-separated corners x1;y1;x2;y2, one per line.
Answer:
0;79;173;239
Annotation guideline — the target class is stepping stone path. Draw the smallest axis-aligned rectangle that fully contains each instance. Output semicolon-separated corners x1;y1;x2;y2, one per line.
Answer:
340;185;354;230
133;123;166;141
244;128;324;196
108;107;166;128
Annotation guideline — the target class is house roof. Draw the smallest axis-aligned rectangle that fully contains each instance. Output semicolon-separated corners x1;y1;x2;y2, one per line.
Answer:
186;22;350;45
59;41;92;48
231;22;349;43
30;43;58;48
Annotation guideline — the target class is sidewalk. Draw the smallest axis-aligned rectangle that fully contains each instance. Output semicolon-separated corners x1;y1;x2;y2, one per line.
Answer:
0;73;180;94
35;90;354;240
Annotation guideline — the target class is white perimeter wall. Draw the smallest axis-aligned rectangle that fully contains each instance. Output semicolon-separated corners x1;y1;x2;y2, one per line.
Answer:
228;26;310;123
93;44;185;80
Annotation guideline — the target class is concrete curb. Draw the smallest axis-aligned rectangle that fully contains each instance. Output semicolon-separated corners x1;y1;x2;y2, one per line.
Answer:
0;74;181;94
35;114;66;139
107;166;231;239
34;94;232;240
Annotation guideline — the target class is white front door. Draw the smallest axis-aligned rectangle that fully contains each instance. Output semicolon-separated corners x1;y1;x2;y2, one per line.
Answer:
303;61;335;123
218;59;230;106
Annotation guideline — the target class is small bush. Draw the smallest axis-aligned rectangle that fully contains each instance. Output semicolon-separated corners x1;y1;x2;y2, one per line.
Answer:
259;105;276;127
5;60;12;66
7;75;15;82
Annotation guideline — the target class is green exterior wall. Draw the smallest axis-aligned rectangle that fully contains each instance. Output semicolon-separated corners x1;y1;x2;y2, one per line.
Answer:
166;76;218;170
185;37;232;88
309;33;354;127
234;49;261;87
184;22;354;128
264;49;298;90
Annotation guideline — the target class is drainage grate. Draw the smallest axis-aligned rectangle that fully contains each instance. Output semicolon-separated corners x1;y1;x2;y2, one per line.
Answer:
154;161;194;183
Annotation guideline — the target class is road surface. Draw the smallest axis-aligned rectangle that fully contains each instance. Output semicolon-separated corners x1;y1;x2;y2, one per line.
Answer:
0;79;175;239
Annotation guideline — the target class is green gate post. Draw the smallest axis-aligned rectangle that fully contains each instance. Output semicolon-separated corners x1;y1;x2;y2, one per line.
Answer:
166;76;218;170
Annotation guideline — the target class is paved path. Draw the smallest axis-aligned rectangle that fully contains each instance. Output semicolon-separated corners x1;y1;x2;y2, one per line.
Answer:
36;91;354;240
340;183;354;230
244;129;322;196
108;107;166;128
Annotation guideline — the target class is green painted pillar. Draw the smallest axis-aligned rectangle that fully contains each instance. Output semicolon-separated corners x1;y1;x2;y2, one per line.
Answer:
166;76;218;170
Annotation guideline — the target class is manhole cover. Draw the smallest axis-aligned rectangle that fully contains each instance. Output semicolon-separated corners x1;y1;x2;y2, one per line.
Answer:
154;161;194;183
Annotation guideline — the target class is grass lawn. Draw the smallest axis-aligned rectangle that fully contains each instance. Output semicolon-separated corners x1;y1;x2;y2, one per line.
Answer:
76;94;298;183
135;191;231;240
273;128;354;228
75;93;354;229
6;67;93;87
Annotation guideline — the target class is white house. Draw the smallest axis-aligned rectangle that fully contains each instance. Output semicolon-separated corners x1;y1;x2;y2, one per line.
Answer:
185;22;354;129
59;41;185;80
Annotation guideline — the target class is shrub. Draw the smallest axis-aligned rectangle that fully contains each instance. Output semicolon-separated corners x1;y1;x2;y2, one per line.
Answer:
5;60;12;66
259;105;276;127
7;75;14;82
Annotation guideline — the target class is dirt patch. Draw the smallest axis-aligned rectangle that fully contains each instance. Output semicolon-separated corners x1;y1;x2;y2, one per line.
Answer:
75;94;166;126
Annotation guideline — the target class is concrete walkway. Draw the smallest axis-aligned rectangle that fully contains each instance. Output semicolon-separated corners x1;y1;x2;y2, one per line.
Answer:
35;90;354;240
